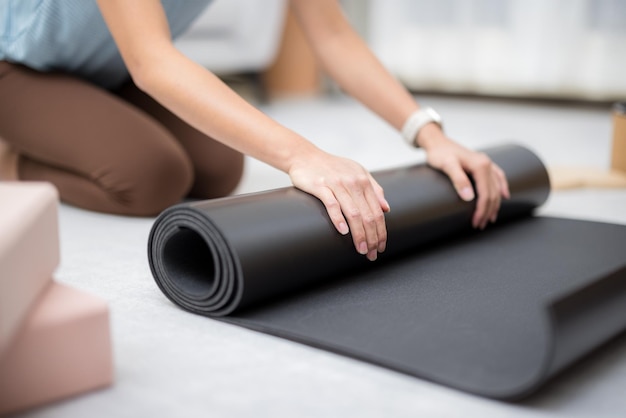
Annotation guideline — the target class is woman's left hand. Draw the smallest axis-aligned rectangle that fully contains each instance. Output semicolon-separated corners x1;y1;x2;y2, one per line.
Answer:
417;124;510;230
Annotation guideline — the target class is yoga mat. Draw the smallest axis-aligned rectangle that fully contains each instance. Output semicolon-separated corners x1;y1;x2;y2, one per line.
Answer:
0;182;59;356
148;144;626;400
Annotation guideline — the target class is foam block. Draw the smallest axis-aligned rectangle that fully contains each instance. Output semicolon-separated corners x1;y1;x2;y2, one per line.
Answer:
0;282;113;415
0;182;59;355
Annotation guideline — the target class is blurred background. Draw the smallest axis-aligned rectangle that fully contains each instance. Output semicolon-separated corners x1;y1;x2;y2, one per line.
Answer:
175;0;626;102
171;0;626;196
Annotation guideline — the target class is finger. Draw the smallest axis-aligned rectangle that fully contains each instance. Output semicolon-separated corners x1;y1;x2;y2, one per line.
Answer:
490;171;502;223
316;187;349;235
364;178;388;254
474;164;500;229
332;184;369;256
368;173;391;213
490;173;502;225
493;164;510;199
464;153;499;229
366;174;388;253
439;158;476;203
346;180;380;261
487;164;507;223
473;182;489;229
471;163;497;230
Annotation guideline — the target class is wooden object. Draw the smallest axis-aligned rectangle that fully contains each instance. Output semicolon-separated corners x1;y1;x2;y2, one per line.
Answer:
262;5;320;97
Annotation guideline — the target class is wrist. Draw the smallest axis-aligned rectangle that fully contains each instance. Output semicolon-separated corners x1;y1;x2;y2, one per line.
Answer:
283;138;326;174
415;122;449;150
401;107;443;148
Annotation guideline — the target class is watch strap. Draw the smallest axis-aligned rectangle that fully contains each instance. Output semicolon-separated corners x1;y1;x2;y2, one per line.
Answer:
401;107;442;147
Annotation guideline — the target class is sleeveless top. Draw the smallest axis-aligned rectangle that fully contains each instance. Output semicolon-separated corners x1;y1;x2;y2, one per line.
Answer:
0;0;212;89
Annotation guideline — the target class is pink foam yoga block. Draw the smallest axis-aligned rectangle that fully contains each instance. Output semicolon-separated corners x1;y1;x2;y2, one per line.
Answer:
0;182;59;355
0;282;113;415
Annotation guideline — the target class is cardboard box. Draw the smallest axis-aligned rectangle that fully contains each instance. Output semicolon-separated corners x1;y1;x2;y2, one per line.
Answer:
0;282;113;415
0;182;59;355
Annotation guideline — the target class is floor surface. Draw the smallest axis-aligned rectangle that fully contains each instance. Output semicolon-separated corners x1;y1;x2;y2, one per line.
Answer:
18;94;626;418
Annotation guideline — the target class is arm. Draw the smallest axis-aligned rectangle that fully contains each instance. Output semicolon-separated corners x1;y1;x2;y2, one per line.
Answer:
290;0;510;229
96;0;388;260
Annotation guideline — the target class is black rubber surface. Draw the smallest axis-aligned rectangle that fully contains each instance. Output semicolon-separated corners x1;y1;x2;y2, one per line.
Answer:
148;144;626;399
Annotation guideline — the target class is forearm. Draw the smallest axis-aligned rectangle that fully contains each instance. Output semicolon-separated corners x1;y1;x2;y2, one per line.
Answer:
291;0;450;149
314;31;416;130
97;0;392;259
290;0;419;132
133;46;319;173
98;0;319;174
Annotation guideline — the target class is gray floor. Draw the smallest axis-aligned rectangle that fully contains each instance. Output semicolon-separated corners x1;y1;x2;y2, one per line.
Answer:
20;94;626;417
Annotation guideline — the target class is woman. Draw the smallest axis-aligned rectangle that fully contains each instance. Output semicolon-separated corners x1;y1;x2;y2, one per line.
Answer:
0;0;509;261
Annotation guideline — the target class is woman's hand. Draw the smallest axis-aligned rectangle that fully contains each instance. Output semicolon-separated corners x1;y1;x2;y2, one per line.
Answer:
418;123;510;229
288;150;390;261
290;0;508;230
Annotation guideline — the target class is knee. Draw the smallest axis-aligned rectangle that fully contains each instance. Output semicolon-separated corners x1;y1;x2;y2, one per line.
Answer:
105;143;194;216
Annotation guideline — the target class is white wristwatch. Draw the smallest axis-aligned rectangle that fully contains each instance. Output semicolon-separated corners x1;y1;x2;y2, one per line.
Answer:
401;107;443;147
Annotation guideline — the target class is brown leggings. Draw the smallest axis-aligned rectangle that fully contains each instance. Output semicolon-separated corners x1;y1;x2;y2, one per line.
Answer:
0;61;244;216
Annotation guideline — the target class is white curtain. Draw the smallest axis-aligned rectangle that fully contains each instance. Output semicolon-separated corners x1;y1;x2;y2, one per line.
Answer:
367;0;626;100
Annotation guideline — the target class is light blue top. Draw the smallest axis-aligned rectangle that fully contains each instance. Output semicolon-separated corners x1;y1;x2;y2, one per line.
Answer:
0;0;212;89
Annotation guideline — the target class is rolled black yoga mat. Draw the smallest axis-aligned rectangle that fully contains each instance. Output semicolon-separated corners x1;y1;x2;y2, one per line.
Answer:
148;144;626;400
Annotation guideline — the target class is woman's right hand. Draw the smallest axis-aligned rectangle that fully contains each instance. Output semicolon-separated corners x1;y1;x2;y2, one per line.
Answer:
288;150;390;261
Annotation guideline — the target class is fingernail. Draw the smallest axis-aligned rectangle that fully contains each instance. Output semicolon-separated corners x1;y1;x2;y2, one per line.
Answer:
460;187;475;202
384;200;391;212
379;242;386;253
339;222;349;235
367;250;377;261
491;214;497;223
359;242;368;255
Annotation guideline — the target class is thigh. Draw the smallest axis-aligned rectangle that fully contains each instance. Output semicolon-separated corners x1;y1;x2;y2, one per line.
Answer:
0;62;193;214
115;80;244;198
0;62;182;178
